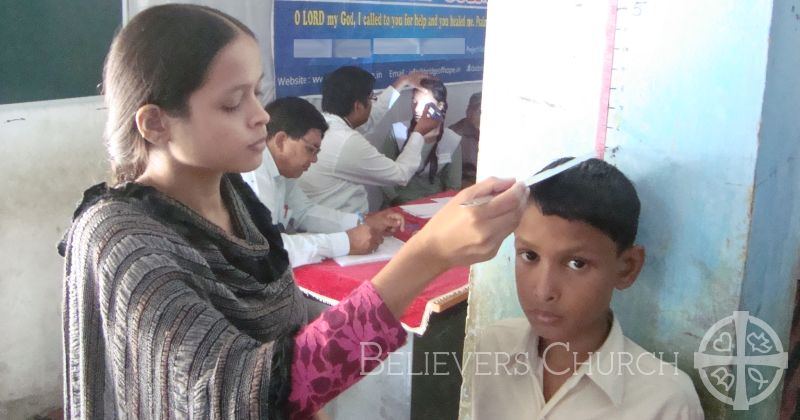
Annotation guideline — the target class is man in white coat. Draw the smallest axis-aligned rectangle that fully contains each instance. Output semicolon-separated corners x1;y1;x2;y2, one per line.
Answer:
297;66;441;213
242;96;404;267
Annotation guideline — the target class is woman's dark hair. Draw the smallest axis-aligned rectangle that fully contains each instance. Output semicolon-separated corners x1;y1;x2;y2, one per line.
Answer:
103;4;255;184
321;66;376;118
407;78;448;182
529;158;641;252
265;97;329;140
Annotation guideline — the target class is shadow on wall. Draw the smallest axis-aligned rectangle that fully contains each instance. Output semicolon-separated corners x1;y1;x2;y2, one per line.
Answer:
610;154;749;417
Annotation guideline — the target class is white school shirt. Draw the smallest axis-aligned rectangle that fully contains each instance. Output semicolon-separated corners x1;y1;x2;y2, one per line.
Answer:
241;150;357;268
297;87;425;213
471;317;705;420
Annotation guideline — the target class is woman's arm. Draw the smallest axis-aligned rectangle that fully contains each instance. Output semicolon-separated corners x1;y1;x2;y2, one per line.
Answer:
288;281;407;419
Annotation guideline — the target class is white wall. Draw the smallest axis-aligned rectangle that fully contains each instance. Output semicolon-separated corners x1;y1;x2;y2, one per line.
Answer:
0;97;108;418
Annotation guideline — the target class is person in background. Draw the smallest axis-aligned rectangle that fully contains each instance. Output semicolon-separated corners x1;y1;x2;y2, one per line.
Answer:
379;78;462;206
470;157;703;420
297;66;442;213
58;4;527;419
242;96;404;267
449;91;481;187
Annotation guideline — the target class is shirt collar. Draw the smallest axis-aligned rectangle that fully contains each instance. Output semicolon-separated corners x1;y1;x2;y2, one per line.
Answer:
519;314;627;406
580;315;626;406
509;320;537;356
262;147;281;179
323;112;352;130
499;321;541;379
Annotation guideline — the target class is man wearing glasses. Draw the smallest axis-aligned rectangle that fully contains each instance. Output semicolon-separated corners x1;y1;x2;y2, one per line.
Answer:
242;97;404;267
298;66;441;213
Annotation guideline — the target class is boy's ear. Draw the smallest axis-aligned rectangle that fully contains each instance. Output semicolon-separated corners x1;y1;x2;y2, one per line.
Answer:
135;104;170;146
614;245;645;290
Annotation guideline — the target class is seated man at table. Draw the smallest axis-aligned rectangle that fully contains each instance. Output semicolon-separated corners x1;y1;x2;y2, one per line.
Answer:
297;66;442;213
470;158;703;419
242;96;404;267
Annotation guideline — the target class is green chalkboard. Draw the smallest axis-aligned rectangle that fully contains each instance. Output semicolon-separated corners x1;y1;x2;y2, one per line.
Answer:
0;0;121;105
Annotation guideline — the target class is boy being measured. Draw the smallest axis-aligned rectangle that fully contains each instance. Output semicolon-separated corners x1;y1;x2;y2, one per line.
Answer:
470;158;704;419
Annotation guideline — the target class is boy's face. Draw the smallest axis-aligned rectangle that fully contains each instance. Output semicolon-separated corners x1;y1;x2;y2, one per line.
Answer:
513;204;644;347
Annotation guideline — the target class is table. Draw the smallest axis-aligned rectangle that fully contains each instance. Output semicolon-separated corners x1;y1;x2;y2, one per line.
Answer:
293;191;468;335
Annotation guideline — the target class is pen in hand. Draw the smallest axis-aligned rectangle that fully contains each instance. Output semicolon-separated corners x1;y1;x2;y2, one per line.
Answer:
460;152;597;207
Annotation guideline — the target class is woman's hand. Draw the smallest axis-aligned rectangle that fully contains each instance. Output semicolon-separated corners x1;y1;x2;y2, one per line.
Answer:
372;178;528;317
411;178;528;269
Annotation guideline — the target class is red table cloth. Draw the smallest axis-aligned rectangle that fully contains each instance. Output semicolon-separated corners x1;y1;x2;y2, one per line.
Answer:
293;191;468;334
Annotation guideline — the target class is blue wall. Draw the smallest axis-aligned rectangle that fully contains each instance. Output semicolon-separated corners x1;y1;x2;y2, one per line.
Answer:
738;0;800;418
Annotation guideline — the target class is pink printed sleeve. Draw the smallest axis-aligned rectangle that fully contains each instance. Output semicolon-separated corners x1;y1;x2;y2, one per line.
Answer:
288;281;408;419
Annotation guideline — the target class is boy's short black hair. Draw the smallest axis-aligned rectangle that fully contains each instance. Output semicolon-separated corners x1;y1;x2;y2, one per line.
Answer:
529;158;640;251
266;96;328;140
321;66;376;117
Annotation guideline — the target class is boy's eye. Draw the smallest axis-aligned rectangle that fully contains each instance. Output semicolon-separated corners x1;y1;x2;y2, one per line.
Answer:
518;250;538;262
566;259;586;270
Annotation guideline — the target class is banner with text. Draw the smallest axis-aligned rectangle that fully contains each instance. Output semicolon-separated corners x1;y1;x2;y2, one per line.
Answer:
274;0;487;97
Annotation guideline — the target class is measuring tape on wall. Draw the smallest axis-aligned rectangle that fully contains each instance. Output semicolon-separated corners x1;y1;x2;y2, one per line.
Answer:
597;0;648;159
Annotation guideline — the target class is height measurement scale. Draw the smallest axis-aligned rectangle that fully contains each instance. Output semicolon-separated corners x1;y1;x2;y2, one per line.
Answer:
596;0;648;158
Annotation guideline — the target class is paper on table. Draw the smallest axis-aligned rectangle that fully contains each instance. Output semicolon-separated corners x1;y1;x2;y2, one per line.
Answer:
399;202;446;218
333;236;405;267
430;197;452;204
